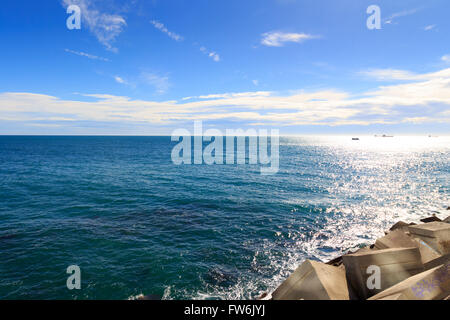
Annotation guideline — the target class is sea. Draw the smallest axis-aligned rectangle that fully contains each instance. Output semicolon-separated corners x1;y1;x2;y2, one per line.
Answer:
0;135;448;299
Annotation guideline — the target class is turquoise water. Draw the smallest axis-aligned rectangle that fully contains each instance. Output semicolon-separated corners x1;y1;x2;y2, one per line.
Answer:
0;136;448;299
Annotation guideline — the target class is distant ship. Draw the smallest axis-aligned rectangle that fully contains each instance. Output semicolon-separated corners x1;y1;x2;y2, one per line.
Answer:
375;134;393;138
352;138;360;141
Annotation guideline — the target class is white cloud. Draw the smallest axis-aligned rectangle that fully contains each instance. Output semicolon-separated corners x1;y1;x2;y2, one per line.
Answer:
361;67;450;81
261;31;316;47
200;46;220;62
190;91;272;100
114;76;126;84
62;0;127;52
442;55;450;63
150;20;184;41
252;80;259;86
141;73;170;94
2;67;450;127
210;52;220;62
149;20;221;62
359;69;418;81
148;20;220;62
113;73;165;91
384;8;419;25
424;24;436;31
65;49;110;62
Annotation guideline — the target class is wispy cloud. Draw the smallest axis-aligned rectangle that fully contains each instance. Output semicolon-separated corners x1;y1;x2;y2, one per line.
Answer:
150;20;220;62
424;24;436;31
65;49;110;62
442;55;450;63
199;46;220;62
141;72;170;94
112;73;168;92
62;0;127;52
261;31;316;47
114;75;127;84
359;69;418;81
384;8;419;25
150;20;183;41
361;67;450;81
2;67;450;127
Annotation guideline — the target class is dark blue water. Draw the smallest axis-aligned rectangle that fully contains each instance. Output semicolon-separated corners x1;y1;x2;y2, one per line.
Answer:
0;136;448;299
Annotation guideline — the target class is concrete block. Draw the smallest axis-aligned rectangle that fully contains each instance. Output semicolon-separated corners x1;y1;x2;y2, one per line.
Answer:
326;256;343;267
409;222;450;255
444;216;450;224
377;292;406;300
272;260;349;300
389;221;416;234
420;216;442;223
374;229;441;265
413;238;443;265
424;253;450;271
375;229;416;249
389;221;410;232
326;246;373;267
369;262;450;300
342;247;424;299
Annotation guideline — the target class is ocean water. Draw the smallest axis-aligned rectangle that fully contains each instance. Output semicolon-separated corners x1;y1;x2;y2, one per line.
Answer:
0;135;448;300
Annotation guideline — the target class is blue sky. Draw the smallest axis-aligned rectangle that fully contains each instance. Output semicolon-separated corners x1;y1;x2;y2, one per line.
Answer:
0;0;449;134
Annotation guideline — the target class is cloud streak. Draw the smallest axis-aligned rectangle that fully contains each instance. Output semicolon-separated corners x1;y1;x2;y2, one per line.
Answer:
150;20;219;62
360;67;450;81
65;49;111;62
384;8;419;25
261;31;317;47
150;20;184;41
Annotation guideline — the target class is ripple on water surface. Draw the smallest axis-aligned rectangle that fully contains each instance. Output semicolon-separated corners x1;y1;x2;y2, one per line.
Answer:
0;136;448;299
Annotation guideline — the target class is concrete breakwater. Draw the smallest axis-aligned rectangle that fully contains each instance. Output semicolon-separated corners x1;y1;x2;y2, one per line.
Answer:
263;213;450;300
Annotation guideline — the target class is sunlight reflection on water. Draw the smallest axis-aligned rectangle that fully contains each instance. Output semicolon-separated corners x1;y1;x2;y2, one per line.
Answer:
195;136;449;299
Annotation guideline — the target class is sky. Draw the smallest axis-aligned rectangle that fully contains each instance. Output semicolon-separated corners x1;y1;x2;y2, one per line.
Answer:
0;0;449;135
